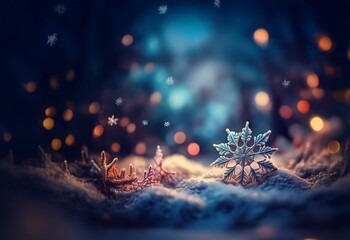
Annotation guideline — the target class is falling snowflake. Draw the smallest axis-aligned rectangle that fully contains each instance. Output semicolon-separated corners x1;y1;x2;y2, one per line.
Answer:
211;121;278;186
282;79;291;88
108;115;118;126
158;5;168;14
214;0;221;8
166;76;174;85
115;97;123;106
164;121;170;127
47;33;58;46
54;4;66;15
142;120;148;126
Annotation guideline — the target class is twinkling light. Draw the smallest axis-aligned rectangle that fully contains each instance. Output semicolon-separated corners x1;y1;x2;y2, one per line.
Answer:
51;138;62;151
3;131;12;142
255;91;270;107
122;34;133;46
306;73;319;88
327;140;340;154
253;28;269;47
63;109;73;121
89;102;100;114
43;117;54;130
25;81;37;93
187;142;200;156
65;134;75;146
318;36;332;51
66;69;75;81
297;100;310;114
93;125;104;138
174;131;186;144
135;142;147;155
111;143;120;153
150;91;162;105
279;105;293;119
310;116;324;132
45;107;56;117
126;123;136;133
119;117;129;128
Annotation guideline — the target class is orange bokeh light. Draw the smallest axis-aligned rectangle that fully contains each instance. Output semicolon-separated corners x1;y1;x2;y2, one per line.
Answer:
150;92;162;105
65;134;75;146
174;131;186;144
126;123;136;133
122;34;133;46
318;36;332;51
25;81;37;93
63;108;74;121
187;142;200;156
93;125;104;138
135;142;147;155
253;28;269;47
310;116;324;132
49;77;60;89
45;107;56;117
43;117;55;130
255;91;270;107
3;131;12;142
89;102;100;114
51;138;62;151
279;105;293;119
66;69;75;81
306;73;319;88
111;143;121;153
297;100;310;114
119;117;129;128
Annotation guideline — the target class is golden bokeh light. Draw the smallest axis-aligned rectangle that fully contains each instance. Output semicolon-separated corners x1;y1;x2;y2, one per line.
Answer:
310;116;324;132
126;123;136;133
279;105;293;119
93;125;104;138
297;100;310;114
135;142;147;155
311;88;324;99
174;131;186;144
122;34;133;46
255;91;270;107
63;109;73;121
43;117;55;130
253;28;269;47
89;102;100;114
187;142;200;156
306;73;319;88
51;138;62;151
327;140;340;154
150;91;162;105
318;36;332;51
119;117;129;128
45;107;56;117
3;131;12;142
111;142;120;153
66;69;75;81
65;134;75;146
25;81;37;93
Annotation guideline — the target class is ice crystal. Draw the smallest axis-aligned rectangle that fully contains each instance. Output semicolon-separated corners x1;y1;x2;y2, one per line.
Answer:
142;120;148;126
164;121;170;127
54;4;66;15
47;33;58;46
214;0;221;8
153;145;176;184
282;79;291;88
115;97;123;106
108;115;118;126
211;121;278;186
166;76;174;85
158;5;168;15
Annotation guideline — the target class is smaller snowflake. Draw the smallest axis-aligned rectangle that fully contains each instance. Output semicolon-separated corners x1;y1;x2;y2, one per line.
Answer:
166;76;174;85
115;97;123;106
214;0;221;8
108;115;118;126
47;33;58;46
142;120;149;126
158;5;168;15
164;121;170;127
54;4;66;15
282;79;291;88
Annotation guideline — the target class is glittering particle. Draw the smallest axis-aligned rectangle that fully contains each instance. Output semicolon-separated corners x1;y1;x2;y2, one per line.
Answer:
47;33;58;46
142;120;148;126
115;97;123;106
158;5;167;14
282;79;291;88
108;115;118;126
164;121;170;127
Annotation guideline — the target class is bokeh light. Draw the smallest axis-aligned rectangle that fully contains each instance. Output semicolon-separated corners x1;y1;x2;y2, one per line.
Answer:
51;138;62;151
89;102;100;114
187;142;200;156
174;131;186;144
327;140;340;154
43;117;54;130
93;125;104;138
318;36;332;51
311;88;324;99
150;91;162;105
297;100;310;114
122;34;133;46
66;69;75;81
45;107;56;117
279;105;293;119
49;77;60;89
3;131;12;142
119;117;129;128
135;142;147;155
63;109;74;121
126;123;136;133
310;116;324;132
111;142;120;153
306;73;319;88
65;134;75;146
25;81;37;93
253;28;269;47
255;91;270;107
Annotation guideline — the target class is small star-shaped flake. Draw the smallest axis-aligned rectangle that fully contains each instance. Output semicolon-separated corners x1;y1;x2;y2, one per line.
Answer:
108;115;118;126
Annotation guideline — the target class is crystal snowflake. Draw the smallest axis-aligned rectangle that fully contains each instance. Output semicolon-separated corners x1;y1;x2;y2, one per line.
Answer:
211;121;278;186
108;115;118;126
282;79;291;88
166;76;174;85
54;4;66;15
142;120;148;126
158;5;168;14
115;97;123;106
164;121;170;127
47;33;58;46
214;0;221;8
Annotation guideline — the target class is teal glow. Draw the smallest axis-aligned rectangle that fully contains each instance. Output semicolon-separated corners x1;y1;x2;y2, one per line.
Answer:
168;87;192;110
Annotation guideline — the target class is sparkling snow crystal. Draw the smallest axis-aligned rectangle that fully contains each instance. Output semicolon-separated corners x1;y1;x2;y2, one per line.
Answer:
54;4;66;15
214;0;221;8
115;97;123;106
158;5;168;15
47;33;58;46
282;79;291;88
211;121;278;186
164;121;170;127
108;115;118;126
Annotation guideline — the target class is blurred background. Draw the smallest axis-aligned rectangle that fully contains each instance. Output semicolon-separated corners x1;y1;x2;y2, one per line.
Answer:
1;0;349;161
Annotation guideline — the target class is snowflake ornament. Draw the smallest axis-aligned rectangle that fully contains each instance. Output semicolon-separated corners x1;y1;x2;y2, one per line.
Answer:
142;120;148;126
47;33;58;46
115;97;123;106
158;5;168;15
164;121;170;127
214;0;221;8
108;115;118;126
211;121;278;186
282;79;291;88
